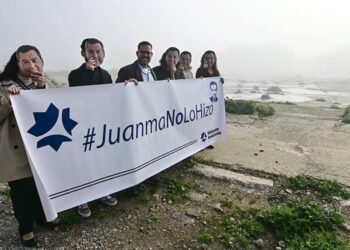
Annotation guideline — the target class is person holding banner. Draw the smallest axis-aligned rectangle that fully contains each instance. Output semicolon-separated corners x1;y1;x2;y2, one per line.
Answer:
153;47;181;80
68;38;117;218
196;50;224;84
68;38;112;87
0;45;55;247
116;41;157;84
196;50;224;149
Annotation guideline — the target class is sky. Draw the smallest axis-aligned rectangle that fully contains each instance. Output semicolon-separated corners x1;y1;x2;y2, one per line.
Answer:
1;0;350;79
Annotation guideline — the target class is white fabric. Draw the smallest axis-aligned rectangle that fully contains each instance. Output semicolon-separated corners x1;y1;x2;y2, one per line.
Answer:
11;77;226;221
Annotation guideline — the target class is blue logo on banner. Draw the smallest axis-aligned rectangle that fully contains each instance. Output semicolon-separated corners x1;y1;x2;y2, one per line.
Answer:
27;103;78;151
201;131;207;142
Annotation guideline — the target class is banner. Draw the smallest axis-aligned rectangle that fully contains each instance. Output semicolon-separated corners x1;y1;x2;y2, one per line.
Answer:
11;77;226;221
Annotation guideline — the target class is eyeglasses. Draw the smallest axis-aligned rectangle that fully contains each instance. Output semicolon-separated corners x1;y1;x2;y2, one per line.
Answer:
138;50;152;55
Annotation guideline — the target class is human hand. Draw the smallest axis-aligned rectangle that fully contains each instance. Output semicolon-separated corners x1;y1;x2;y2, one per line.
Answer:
86;58;97;71
169;64;176;73
178;64;185;71
4;85;22;105
125;78;138;86
220;77;225;84
30;69;46;88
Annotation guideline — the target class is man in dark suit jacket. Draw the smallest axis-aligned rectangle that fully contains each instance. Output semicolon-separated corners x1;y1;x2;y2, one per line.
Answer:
116;41;157;84
68;38;112;87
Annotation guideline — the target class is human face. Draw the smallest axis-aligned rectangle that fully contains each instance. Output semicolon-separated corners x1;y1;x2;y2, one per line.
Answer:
165;50;179;68
17;50;43;78
137;44;153;66
180;54;191;68
82;43;105;67
203;53;216;69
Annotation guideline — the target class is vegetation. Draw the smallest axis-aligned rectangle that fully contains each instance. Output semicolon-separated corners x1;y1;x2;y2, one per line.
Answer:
222;217;264;248
330;104;341;109
342;105;350;124
260;93;271;100
58;209;84;231
225;99;275;117
161;178;191;204
257;199;344;238
0;186;10;197
199;232;214;244
286;231;350;250
273;101;296;105
218;199;347;249
288;175;350;199
225;99;256;115
25;157;349;249
267;86;283;94
315;98;327;102
254;103;275;117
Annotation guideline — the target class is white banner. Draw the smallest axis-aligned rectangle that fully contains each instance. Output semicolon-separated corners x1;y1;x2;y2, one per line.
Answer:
11;77;226;221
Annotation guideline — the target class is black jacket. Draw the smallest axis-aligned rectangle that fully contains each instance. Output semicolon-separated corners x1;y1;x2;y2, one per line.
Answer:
195;68;220;78
68;64;112;87
152;66;169;81
116;60;157;83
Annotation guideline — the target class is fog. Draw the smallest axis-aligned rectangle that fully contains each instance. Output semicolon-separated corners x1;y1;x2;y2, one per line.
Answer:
1;0;350;79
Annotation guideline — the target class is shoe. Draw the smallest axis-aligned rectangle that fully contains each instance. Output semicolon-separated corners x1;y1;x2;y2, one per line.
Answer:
21;237;37;248
206;145;215;149
77;203;91;218
100;195;118;206
21;233;37;248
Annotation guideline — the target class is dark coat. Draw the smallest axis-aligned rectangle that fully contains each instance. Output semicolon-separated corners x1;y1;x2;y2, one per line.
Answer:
195;68;220;78
68;64;112;87
152;66;169;81
116;60;157;83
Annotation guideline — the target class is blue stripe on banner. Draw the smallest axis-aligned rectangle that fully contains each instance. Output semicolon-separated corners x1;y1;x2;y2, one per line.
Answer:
49;139;197;199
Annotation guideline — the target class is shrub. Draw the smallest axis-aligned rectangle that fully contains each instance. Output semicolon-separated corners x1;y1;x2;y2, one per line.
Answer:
342;106;350;124
260;93;271;100
257;199;344;239
199;232;214;244
225;99;275;117
254;103;275;117
315;98;326;102
288;175;350;199
286;231;350;250
223;217;264;248
225;99;256;115
267;86;282;94
161;178;190;204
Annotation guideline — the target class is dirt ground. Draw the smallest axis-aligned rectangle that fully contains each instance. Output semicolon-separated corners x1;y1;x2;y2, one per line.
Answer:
0;162;274;249
198;102;350;186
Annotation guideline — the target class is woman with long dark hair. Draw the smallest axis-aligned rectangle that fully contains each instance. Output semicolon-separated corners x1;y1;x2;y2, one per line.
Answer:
0;45;54;247
153;47;180;80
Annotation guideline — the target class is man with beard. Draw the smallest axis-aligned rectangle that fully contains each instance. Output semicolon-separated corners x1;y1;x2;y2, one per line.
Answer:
116;41;157;84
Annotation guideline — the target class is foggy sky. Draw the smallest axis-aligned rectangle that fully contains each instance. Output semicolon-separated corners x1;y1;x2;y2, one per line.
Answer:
1;0;350;79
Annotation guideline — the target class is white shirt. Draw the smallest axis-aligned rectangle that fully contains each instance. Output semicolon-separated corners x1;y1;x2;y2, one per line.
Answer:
139;64;155;82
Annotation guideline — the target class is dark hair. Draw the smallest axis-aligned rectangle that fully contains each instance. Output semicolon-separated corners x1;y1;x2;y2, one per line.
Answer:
200;50;220;76
16;45;43;61
180;51;192;58
0;45;42;81
159;47;180;69
137;41;152;50
80;38;104;52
